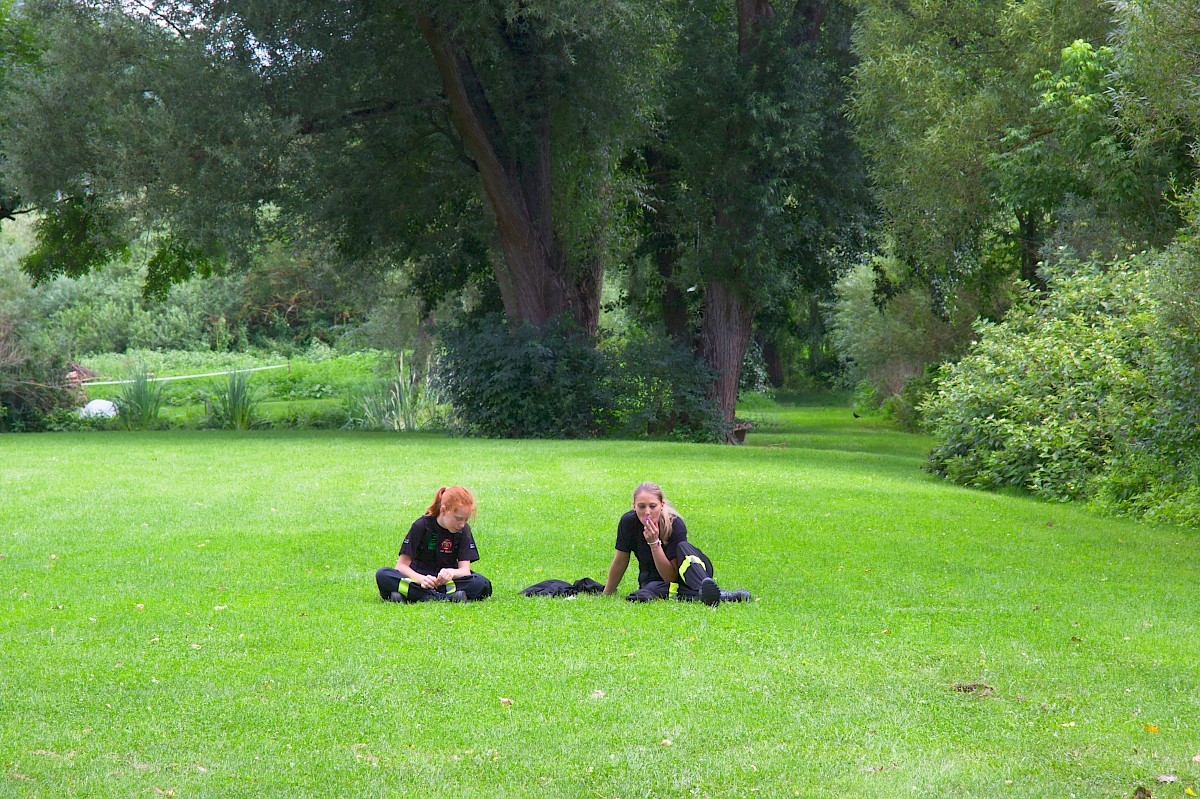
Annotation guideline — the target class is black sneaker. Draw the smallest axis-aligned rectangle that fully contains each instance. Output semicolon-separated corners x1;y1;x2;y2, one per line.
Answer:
388;591;405;603
699;577;721;606
721;589;752;603
447;590;468;603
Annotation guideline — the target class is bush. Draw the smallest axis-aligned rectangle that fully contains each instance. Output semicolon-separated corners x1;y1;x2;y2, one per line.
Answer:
114;368;164;430
204;371;261;430
922;256;1160;503
438;314;615;438
438;316;724;441
0;318;77;431
347;352;445;431
604;328;724;441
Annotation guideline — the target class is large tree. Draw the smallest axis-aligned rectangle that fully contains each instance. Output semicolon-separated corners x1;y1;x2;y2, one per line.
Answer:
3;0;667;333
637;0;867;428
849;0;1112;291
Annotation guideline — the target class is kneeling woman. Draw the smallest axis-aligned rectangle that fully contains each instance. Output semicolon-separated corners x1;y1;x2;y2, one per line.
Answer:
602;482;750;606
375;486;492;603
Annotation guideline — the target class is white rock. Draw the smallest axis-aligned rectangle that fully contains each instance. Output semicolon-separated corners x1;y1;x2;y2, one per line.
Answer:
80;399;118;418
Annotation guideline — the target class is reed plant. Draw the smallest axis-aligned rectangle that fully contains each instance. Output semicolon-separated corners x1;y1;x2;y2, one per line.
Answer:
350;352;441;431
114;367;163;430
204;369;260;430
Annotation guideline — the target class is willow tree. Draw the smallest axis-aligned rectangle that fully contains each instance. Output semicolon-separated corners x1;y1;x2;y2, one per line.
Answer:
643;0;867;428
3;1;667;332
849;0;1112;292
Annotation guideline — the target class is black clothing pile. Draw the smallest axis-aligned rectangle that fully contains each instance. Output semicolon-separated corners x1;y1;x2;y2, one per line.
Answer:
520;577;605;597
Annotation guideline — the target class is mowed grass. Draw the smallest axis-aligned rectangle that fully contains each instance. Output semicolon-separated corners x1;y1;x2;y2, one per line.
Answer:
2;407;1198;798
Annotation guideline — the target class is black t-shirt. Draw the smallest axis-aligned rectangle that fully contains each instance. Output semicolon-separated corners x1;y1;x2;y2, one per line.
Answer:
399;515;480;573
615;509;687;587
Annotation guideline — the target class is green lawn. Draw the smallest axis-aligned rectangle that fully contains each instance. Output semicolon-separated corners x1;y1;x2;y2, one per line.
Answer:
2;407;1198;798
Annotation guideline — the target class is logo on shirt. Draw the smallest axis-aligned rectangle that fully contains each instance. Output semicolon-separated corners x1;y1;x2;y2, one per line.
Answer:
440;537;454;553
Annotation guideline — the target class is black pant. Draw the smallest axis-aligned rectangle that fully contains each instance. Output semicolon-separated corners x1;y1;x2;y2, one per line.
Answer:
626;541;714;602
375;567;492;602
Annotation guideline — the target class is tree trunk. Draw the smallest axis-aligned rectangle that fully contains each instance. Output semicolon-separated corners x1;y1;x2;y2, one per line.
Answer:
701;280;756;438
760;335;785;387
417;13;600;334
1017;210;1046;292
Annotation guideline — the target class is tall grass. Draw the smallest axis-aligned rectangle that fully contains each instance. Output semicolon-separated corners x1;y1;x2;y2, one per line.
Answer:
350;352;442;431
204;370;260;430
114;367;163;430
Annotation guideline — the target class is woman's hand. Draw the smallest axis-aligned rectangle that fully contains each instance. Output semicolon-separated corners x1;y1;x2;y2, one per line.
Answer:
641;514;661;545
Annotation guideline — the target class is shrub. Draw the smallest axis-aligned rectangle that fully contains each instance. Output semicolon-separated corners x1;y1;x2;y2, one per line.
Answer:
604;328;724;441
0;318;76;431
829;256;1010;427
438;314;614;438
922;257;1157;502
347;352;445;432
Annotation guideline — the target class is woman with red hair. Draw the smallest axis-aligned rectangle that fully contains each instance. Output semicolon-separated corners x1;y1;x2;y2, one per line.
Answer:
375;486;492;602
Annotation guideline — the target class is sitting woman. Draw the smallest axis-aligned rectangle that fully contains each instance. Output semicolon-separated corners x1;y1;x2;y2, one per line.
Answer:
602;481;750;605
375;485;492;603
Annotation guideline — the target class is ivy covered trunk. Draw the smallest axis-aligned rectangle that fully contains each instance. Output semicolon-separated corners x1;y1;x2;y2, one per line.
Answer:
418;13;601;336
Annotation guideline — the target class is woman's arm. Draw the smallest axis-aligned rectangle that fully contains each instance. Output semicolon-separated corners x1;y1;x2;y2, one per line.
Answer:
649;541;680;584
603;550;630;595
643;515;680;583
394;554;438;589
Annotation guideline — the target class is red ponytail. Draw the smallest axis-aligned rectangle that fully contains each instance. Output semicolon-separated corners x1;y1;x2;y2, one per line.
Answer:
425;485;476;518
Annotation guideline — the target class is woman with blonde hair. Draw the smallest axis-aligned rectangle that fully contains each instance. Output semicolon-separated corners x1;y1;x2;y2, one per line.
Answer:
602;482;750;605
375;485;492;602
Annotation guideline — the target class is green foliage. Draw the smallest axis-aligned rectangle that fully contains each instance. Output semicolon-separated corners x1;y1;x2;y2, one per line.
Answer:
438;315;615;439
988;40;1185;261
204;370;260;431
348;352;444;432
916;253;1180;503
829;257;1010;427
850;0;1113;287
603;328;724;442
114;367;163;431
439;316;726;441
0;317;75;431
19;196;130;283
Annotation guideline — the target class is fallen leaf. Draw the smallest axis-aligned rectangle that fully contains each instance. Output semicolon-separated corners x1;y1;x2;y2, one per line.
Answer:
1157;776;1179;784
214;605;227;611
1133;787;1152;799
499;697;514;707
661;739;672;747
1144;724;1160;733
191;644;202;650
951;682;995;697
1185;788;1196;797
590;690;606;699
